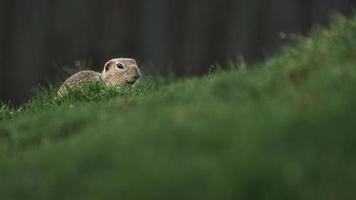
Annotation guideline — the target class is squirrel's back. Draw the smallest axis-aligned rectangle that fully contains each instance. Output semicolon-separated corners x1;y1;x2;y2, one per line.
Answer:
58;70;103;96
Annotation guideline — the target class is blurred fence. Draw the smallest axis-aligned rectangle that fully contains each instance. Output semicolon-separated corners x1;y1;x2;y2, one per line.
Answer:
0;0;355;104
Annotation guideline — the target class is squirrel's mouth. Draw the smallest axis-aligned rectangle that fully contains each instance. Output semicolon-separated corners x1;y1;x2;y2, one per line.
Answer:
125;80;136;85
125;75;140;86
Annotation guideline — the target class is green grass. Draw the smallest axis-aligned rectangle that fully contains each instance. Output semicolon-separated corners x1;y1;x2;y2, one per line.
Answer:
1;14;356;200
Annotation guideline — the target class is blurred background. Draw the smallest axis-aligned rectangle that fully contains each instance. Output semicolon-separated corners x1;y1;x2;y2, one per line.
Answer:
0;0;355;105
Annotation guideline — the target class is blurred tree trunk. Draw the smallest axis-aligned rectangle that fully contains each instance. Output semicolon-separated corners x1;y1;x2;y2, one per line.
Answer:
349;0;356;8
207;0;236;64
0;0;16;102
138;0;189;75
3;0;49;104
94;0;134;65
298;0;313;31
225;0;263;61
180;0;217;74
141;0;170;68
262;0;302;54
0;0;5;98
47;0;97;64
311;0;349;23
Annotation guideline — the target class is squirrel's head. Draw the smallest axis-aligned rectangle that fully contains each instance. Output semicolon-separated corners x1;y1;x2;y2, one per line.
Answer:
102;58;141;86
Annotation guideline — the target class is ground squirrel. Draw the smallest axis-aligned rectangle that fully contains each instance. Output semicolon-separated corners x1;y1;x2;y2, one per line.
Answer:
58;58;141;96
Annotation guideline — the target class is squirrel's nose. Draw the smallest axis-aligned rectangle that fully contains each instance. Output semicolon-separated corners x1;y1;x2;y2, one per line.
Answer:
133;74;141;80
133;68;141;79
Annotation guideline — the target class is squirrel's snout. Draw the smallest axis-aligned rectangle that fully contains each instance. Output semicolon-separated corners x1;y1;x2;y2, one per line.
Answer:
132;67;141;80
126;73;141;85
133;74;141;80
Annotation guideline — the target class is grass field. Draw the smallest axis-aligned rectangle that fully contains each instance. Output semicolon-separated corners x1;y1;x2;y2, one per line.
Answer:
1;14;356;200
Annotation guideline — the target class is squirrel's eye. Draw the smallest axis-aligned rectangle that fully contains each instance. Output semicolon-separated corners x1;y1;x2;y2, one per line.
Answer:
116;63;124;69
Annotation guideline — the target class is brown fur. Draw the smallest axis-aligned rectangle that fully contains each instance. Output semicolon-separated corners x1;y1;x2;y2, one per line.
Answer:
58;58;141;96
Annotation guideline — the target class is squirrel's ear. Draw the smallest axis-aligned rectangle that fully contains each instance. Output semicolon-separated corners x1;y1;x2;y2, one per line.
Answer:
104;60;112;72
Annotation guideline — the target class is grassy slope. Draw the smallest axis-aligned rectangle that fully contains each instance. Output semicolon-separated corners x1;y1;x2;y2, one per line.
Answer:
1;15;356;200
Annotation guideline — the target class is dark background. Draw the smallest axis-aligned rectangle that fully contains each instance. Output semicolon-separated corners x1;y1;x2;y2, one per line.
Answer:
0;0;355;105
